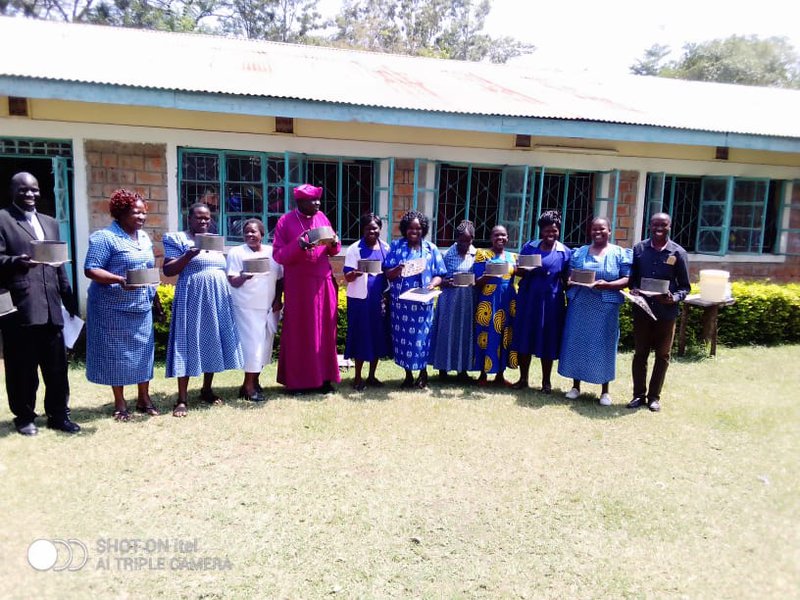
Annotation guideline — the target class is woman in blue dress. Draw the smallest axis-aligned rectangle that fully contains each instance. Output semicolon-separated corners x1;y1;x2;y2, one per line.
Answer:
84;189;160;421
558;216;631;406
384;211;446;389
430;220;477;383
473;225;517;387
163;203;243;417
343;212;392;391
511;210;571;393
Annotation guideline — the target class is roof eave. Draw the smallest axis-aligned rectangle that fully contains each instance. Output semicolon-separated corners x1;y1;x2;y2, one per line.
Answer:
2;76;800;154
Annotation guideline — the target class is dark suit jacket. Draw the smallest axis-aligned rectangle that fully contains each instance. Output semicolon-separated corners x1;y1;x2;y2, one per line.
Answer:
0;205;77;326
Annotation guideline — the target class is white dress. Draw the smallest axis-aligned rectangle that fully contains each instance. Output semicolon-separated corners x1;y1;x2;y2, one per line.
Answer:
226;244;284;373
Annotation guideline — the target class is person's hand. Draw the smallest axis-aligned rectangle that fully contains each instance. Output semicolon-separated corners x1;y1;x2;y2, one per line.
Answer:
13;254;33;272
326;234;339;250
592;279;611;290
344;270;363;283
186;247;201;259
440;277;454;289
655;291;675;305
630;288;641;296
298;232;312;251
386;264;404;281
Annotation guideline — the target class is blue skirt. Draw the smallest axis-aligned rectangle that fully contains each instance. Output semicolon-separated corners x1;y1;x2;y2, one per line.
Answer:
558;289;621;384
86;303;154;386
430;287;474;372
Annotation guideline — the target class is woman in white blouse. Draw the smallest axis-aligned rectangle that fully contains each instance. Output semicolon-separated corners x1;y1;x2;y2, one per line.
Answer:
227;218;284;401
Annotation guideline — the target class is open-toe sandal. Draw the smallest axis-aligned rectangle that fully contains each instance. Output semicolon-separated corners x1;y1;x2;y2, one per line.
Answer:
135;403;160;416
172;402;188;418
199;389;223;406
113;409;131;422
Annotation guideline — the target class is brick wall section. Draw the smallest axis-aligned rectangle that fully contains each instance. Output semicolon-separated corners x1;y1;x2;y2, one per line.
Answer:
689;256;800;283
391;159;415;238
612;170;638;249
85;141;168;264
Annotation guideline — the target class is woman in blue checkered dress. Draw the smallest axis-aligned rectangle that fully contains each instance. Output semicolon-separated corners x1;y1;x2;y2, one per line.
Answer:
163;203;243;417
84;189;159;421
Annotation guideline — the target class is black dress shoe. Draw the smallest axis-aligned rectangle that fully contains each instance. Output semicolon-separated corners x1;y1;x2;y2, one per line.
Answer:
16;422;38;436
46;418;81;434
319;382;335;394
244;390;266;402
626;397;647;409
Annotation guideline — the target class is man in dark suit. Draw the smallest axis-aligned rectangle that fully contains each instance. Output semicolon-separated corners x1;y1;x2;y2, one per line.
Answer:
0;172;80;435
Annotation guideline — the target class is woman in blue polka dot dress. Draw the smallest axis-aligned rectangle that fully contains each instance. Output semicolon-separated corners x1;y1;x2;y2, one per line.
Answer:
384;211;446;389
163;203;243;417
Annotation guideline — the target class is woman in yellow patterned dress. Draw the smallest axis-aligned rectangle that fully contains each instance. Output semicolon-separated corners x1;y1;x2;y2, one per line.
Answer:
473;225;518;386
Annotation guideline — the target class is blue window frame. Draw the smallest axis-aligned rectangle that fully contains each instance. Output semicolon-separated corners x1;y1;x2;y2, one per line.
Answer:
644;173;783;255
178;148;387;245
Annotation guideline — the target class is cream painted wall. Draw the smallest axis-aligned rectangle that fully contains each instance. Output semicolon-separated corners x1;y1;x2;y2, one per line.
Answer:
2;111;800;300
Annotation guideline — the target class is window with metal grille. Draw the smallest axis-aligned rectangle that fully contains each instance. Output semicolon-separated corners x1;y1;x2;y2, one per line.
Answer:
538;171;594;247
435;165;501;248
643;173;782;254
179;149;376;245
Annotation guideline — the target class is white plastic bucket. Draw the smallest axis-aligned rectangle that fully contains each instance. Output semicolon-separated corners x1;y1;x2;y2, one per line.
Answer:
699;269;730;302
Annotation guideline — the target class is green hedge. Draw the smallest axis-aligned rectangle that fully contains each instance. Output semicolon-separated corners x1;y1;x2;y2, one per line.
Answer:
150;280;800;361
619;281;800;351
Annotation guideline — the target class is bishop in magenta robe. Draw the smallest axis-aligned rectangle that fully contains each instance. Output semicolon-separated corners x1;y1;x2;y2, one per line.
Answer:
272;184;342;392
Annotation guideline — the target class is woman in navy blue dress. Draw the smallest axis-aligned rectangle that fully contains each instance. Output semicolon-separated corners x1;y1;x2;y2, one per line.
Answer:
343;213;392;391
512;211;571;393
84;189;159;421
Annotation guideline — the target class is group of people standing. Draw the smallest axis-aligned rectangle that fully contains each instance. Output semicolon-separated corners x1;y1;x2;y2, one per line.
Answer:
0;172;690;436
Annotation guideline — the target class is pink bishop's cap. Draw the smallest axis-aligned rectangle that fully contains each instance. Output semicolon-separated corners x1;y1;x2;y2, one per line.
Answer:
293;184;323;200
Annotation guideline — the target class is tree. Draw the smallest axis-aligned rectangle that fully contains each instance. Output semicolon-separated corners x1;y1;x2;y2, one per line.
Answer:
629;43;670;77
221;0;324;43
631;35;800;89
331;0;534;63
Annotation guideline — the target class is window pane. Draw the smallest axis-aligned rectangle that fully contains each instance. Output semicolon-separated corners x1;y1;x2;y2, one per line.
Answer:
699;203;725;227
470;168;502;248
671;177;701;252
729;228;762;252
703;178;728;202
436;165;469;248
307;160;339;235
697;230;723;253
341;161;374;245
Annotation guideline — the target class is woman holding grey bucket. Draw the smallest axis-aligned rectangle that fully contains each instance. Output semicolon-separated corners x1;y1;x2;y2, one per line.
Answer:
84;189;160;421
227;218;284;402
343;212;392;391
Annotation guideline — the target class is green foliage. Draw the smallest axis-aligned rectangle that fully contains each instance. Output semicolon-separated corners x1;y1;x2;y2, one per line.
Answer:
617;281;800;353
631;35;800;89
154;283;175;359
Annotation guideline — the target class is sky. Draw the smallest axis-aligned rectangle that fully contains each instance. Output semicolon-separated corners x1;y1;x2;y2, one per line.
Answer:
319;0;800;75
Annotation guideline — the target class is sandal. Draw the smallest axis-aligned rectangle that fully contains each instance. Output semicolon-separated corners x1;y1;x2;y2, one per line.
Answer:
172;402;188;418
135;402;160;416
199;389;223;406
113;409;131;422
365;377;384;388
352;380;366;392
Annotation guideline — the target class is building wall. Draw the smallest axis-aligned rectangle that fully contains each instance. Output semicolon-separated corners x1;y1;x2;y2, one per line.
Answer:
1;112;798;305
85;140;168;264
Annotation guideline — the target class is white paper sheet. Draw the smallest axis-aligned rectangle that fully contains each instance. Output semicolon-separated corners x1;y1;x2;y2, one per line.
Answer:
60;305;85;349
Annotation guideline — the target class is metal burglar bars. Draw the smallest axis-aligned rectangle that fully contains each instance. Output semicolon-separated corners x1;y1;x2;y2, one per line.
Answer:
178;148;382;245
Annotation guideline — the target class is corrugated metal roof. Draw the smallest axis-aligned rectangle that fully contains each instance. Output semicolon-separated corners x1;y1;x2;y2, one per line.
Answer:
2;16;800;140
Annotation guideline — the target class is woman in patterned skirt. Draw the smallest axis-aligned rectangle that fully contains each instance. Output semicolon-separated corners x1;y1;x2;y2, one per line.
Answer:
473;225;518;387
163;203;243;417
84;189;160;421
511;211;572;393
343;212;392;391
384;211;446;389
226;218;283;402
558;216;631;406
430;219;477;383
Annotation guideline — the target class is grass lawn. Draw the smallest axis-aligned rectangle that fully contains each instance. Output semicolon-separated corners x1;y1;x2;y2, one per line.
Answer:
1;345;798;599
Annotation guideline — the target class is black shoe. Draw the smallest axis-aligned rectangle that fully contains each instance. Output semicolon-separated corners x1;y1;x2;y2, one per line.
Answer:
46;418;81;433
319;382;335;394
15;422;38;436
648;400;661;412
245;390;266;402
626;397;647;409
